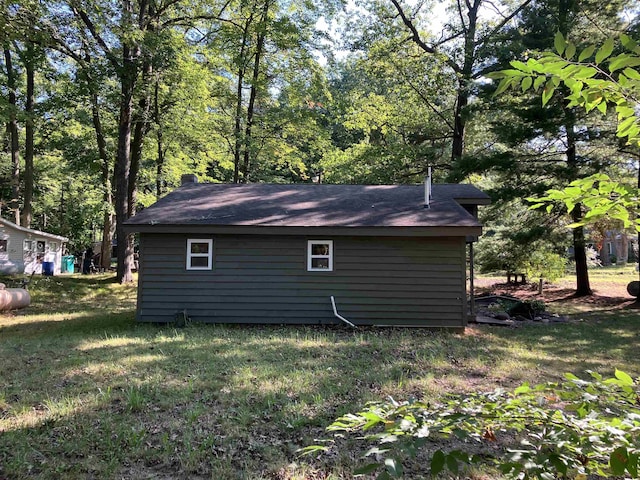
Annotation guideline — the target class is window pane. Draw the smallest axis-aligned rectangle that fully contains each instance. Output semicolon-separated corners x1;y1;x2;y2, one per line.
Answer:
311;258;329;269
311;244;330;256
0;240;7;253
191;242;209;254
37;241;45;253
190;256;209;268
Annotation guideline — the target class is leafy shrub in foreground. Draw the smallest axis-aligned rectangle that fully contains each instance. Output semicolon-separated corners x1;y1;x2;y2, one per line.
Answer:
303;370;639;479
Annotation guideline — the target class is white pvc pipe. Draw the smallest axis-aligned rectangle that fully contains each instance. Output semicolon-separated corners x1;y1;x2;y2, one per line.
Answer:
424;166;432;208
330;296;356;328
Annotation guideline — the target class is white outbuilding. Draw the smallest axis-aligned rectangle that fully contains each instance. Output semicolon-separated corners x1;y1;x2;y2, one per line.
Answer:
0;218;69;275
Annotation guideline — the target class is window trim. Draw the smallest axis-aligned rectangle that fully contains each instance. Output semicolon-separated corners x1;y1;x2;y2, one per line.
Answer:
186;238;213;271
307;240;333;272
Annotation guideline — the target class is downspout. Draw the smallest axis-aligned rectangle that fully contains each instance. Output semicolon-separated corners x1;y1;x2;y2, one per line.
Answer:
330;296;356;328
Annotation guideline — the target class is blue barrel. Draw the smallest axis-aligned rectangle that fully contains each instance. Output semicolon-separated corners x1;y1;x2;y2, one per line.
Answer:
42;261;54;276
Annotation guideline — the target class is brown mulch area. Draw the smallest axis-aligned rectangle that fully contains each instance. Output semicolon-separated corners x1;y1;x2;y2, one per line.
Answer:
475;278;640;311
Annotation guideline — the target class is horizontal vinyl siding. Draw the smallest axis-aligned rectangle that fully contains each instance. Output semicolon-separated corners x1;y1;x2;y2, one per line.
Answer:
137;234;466;327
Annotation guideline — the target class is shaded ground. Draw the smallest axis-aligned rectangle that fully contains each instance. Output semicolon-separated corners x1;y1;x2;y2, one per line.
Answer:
475;275;638;312
1;273;639;479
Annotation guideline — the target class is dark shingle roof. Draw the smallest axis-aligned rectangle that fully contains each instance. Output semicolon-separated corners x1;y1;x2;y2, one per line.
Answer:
126;183;489;229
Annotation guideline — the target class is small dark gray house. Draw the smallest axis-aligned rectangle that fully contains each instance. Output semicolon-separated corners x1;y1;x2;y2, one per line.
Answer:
125;177;489;328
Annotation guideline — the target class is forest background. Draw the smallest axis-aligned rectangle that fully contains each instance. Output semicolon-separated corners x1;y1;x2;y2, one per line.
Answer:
1;0;639;291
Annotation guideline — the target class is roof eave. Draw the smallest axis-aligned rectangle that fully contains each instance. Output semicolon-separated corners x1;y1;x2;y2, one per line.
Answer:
454;197;491;205
125;224;483;237
0;218;69;242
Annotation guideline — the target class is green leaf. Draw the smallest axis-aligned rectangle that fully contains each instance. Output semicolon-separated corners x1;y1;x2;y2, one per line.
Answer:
595;37;615;64
533;75;546;91
494;77;514;96
578;45;596;62
609;54;640;72
384;458;403;477
510;60;531;73
549;454;568;476
354;463;381;475
431;450;446;476
596;101;607;115
614;369;634;386
610;446;628;475
514;383;530;394
542;81;556;106
554;32;566;55
564;42;576;60
627;453;638;477
446;454;459;474
573;66;598;79
298;444;329;455
621;33;639;52
521;76;533;92
623;67;640;80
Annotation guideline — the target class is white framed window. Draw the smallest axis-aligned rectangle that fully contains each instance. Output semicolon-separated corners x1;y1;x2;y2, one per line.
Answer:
49;242;58;252
307;240;333;272
186;239;213;270
0;239;7;253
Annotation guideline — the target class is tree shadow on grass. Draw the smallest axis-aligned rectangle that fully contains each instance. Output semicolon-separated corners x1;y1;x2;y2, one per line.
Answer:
2;285;639;479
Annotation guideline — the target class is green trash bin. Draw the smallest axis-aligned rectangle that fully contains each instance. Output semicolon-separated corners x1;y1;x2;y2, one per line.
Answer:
62;255;75;273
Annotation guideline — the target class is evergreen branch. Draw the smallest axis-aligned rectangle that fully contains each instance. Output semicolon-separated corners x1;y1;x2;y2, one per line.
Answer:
479;0;533;48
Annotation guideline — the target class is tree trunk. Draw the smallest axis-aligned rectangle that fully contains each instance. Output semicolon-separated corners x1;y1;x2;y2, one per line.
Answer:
154;80;165;198
566;125;591;296
571;206;592;296
233;20;251;183
22;51;35;228
129;70;152;218
4;47;20;225
565;113;591;296
115;44;136;284
558;0;590;296
90;89;114;271
451;0;480;167
241;1;268;183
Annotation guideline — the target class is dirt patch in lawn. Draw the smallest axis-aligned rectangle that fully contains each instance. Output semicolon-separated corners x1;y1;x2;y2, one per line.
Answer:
475;277;639;311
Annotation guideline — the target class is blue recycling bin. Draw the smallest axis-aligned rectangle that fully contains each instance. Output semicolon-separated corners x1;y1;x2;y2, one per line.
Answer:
42;261;54;276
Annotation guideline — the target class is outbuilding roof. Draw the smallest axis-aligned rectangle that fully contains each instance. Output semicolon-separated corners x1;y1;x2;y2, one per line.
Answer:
126;183;489;232
0;217;69;242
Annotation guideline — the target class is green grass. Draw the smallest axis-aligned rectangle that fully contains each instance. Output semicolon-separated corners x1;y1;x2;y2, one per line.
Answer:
0;273;638;479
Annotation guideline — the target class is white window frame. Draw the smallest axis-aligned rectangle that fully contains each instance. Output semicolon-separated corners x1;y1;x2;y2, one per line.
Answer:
186;239;213;271
307;240;333;272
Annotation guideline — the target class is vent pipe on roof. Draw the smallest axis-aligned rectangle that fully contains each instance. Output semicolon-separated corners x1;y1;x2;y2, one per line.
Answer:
181;174;198;185
424;167;432;209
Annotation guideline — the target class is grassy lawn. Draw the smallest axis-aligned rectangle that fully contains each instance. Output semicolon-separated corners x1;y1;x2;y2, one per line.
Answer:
1;272;638;479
